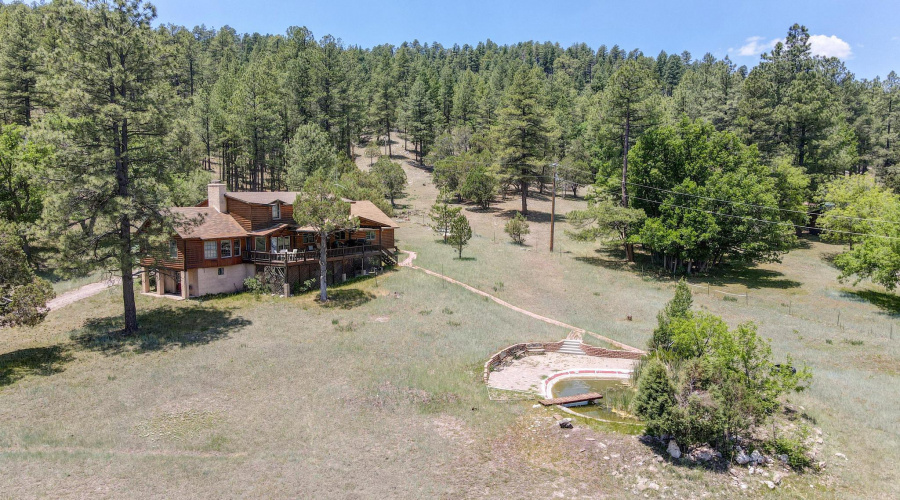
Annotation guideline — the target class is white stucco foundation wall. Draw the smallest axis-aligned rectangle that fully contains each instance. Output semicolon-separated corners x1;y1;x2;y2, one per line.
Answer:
195;264;255;296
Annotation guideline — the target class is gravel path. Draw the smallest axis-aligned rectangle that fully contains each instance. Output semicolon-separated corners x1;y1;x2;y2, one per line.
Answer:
47;278;120;311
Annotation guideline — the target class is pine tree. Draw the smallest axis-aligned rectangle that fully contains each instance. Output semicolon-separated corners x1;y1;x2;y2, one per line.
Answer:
0;3;44;125
42;0;192;334
0;124;52;260
236;53;281;190
285;123;340;189
371;156;407;206
602;60;658;208
493;67;553;215
650;280;693;351
429;203;461;242
404;76;435;163
447;212;472;258
452;70;478;127
370;48;397;157
293;172;359;302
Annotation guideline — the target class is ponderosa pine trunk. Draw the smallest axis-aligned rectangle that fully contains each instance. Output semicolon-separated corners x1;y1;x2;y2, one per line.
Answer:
622;112;635;262
520;179;528;215
115;118;138;334
318;229;328;302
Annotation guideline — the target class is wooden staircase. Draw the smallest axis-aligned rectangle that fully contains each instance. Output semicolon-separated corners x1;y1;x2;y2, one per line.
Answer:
379;246;399;266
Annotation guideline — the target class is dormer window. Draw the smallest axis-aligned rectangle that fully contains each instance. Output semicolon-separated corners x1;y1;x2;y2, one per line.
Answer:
272;203;281;219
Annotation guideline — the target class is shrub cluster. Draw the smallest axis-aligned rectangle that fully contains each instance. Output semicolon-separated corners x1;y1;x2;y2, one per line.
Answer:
634;281;813;459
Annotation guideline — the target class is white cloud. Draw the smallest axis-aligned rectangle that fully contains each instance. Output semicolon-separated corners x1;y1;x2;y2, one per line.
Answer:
809;34;852;59
733;36;782;57
730;34;853;60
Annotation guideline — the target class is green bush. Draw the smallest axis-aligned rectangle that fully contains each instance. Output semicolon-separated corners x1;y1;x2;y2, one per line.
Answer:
243;276;265;297
634;285;813;455
766;434;813;470
504;212;530;244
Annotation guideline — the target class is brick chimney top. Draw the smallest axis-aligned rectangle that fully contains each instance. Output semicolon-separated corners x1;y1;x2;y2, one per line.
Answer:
208;180;226;213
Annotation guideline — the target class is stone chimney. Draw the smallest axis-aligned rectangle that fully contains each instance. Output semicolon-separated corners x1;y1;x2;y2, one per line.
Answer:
208;180;227;213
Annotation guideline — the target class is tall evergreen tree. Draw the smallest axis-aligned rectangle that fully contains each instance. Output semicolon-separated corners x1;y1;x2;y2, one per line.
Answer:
0;3;44;125
600;60;659;209
493;67;553;215
404;75;435;163
42;0;193;334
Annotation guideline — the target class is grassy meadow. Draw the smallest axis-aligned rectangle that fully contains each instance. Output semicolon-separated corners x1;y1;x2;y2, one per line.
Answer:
0;146;897;498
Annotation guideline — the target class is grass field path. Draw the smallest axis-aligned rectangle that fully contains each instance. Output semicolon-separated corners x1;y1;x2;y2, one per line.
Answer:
46;278;119;311
399;250;644;353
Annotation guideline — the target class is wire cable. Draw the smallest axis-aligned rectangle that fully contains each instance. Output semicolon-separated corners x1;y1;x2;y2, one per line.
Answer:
629;195;900;241
626;180;900;226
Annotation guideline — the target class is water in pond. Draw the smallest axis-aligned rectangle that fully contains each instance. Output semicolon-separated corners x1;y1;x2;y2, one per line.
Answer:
550;378;641;424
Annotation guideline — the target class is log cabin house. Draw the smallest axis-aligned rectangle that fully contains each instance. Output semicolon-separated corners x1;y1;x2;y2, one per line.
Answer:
141;181;399;298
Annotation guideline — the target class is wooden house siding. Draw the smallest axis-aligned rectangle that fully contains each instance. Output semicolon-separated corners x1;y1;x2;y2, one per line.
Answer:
226;198;254;231
140;236;186;270
226;199;293;231
185;237;247;269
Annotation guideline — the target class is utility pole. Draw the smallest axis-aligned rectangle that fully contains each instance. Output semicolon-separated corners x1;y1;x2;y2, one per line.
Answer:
549;163;558;252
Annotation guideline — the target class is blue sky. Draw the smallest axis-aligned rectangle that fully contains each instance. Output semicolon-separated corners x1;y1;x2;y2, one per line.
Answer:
150;0;900;79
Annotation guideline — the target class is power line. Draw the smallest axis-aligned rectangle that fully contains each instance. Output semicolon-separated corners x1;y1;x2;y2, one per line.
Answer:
626;181;900;226
629;195;900;241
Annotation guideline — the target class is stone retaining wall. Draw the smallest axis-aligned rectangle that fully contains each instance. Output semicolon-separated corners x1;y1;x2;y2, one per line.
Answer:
580;344;644;360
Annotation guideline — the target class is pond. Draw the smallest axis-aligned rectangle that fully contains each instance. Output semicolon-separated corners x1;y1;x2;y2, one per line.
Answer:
550;378;641;424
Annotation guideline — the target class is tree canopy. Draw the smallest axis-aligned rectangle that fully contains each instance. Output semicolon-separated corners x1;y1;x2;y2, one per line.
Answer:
293;172;359;302
634;284;812;455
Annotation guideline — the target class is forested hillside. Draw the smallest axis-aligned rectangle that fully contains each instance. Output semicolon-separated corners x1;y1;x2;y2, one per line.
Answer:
2;2;897;195
3;0;900;327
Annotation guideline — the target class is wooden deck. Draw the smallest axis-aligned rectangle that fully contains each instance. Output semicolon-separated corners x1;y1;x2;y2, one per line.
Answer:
538;392;603;406
246;245;394;265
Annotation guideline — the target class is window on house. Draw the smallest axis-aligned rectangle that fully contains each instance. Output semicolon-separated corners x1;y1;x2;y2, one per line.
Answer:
271;236;290;252
365;230;377;241
335;231;346;240
169;240;178;259
217;267;225;277
220;240;232;258
302;232;315;244
272;203;281;219
234;239;241;257
254;236;266;252
204;241;217;259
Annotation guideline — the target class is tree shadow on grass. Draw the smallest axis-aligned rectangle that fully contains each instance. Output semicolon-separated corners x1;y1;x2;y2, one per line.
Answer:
842;289;900;316
575;247;802;290
706;265;802;290
322;289;376;310
497;208;564;224
0;346;74;387
70;305;250;355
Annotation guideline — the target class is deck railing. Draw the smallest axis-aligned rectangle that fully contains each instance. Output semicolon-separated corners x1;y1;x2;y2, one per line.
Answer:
247;245;386;264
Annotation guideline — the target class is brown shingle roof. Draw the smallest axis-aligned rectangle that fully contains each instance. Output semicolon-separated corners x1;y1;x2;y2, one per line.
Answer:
350;201;399;228
171;207;247;240
225;192;298;205
247;223;290;236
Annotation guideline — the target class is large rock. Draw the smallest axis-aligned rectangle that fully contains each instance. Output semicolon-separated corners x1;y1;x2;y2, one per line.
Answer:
667;440;681;459
735;448;751;465
750;449;764;464
559;419;573;429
